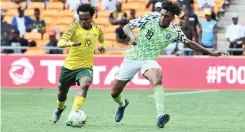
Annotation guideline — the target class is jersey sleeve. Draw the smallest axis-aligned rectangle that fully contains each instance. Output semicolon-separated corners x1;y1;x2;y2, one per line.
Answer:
173;25;191;44
58;23;77;48
129;13;159;29
98;26;106;48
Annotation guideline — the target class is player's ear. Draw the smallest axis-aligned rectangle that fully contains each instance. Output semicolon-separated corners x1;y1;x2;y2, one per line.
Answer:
172;14;175;20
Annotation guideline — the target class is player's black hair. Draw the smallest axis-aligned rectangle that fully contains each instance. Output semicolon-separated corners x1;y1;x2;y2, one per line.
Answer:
161;0;181;16
29;40;37;47
77;4;95;17
34;8;40;13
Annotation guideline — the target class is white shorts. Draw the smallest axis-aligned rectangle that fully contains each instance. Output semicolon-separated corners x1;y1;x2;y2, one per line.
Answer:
116;59;162;81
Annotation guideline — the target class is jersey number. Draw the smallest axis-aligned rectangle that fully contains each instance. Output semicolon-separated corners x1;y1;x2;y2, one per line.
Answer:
85;39;91;47
145;30;154;40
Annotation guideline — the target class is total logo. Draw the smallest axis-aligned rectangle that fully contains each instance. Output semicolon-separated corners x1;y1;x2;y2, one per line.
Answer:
9;58;35;85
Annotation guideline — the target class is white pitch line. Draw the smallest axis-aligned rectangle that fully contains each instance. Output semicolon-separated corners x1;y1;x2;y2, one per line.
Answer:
148;90;219;97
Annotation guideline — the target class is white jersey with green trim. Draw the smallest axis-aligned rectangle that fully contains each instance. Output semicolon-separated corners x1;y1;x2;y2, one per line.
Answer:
125;13;190;60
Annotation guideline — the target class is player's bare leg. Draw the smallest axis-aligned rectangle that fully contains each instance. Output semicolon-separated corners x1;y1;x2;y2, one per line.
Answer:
52;86;69;123
70;77;92;111
66;77;93;126
111;79;130;122
143;68;170;128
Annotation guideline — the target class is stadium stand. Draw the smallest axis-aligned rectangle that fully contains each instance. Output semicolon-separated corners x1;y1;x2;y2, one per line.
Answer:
27;2;45;10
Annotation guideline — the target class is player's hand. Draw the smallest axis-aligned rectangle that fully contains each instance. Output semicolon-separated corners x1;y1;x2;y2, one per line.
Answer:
98;47;106;54
129;36;137;45
72;42;81;47
210;51;228;57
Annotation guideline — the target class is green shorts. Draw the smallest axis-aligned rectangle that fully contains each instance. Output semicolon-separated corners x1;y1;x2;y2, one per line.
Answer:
58;66;93;89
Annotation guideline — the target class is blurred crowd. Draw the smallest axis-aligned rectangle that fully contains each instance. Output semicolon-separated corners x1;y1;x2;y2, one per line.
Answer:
1;0;245;56
1;0;63;55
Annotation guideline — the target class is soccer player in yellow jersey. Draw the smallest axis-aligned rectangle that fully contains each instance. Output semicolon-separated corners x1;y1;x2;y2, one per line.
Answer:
51;4;106;124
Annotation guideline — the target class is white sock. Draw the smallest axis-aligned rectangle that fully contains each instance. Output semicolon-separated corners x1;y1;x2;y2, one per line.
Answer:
156;104;164;118
154;85;165;119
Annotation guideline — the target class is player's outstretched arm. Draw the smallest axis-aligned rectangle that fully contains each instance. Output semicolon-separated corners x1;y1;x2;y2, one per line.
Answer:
185;41;227;56
123;24;137;45
176;26;227;57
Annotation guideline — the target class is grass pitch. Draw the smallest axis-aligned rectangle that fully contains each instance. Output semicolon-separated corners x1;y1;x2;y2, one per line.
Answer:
1;89;245;132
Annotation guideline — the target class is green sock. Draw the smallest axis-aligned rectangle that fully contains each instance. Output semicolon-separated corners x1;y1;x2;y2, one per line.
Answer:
113;95;125;107
154;85;165;118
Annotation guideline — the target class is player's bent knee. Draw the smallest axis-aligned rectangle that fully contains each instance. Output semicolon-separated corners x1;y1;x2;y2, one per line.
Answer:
152;76;162;86
59;85;69;94
80;83;90;90
79;77;93;90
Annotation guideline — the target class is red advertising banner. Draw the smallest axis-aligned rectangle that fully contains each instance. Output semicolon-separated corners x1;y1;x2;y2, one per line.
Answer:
1;55;245;90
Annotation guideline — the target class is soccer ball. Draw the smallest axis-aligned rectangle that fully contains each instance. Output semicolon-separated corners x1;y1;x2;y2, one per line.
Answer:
66;110;87;128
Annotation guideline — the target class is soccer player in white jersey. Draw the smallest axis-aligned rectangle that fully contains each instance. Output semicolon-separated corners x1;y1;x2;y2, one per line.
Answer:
110;1;227;128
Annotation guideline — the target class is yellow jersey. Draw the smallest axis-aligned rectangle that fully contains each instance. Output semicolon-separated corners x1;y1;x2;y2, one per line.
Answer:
58;22;106;70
